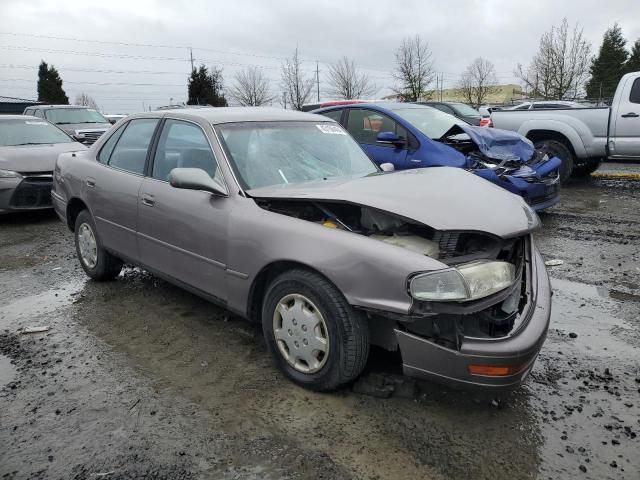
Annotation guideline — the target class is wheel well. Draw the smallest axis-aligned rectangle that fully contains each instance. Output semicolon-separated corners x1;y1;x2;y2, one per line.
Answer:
66;198;88;232
525;130;576;158
247;261;336;323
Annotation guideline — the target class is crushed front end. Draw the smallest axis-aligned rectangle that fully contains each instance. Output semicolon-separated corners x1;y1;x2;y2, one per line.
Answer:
393;233;551;388
439;124;562;211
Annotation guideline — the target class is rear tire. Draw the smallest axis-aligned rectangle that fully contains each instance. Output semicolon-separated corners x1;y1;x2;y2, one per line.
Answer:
534;139;574;183
571;158;601;177
74;210;123;281
262;269;369;391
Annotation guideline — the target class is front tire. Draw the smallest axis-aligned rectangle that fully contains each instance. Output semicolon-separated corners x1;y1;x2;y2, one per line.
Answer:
534;139;574;183
74;210;123;281
262;269;369;391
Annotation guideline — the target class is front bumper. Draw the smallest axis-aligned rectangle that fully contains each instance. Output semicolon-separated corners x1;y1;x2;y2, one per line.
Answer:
395;247;551;389
0;174;53;213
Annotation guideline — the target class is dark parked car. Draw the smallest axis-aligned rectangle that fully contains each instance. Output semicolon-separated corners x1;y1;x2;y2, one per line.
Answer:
314;103;562;211
0;116;85;213
52;107;551;391
23;105;112;145
418;101;483;125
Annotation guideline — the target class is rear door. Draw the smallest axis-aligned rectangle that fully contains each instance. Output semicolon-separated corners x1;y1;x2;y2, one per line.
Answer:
610;76;640;158
137;118;229;301
344;108;410;168
86;118;159;260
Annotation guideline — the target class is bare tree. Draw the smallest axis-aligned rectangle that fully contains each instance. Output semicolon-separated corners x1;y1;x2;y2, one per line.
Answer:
229;67;274;106
326;57;376;99
74;92;98;109
280;47;314;110
516;18;591;99
392;35;435;101
458;58;499;108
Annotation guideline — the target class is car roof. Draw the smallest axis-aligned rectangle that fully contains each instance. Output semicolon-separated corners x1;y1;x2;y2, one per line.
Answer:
33;105;97;110
315;102;429;113
0;115;42;121
127;106;328;125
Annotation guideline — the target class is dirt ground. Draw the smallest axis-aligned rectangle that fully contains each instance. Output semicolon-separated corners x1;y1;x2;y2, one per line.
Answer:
1;169;639;480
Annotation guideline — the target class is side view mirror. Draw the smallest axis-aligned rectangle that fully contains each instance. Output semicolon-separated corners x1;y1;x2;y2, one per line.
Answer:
379;163;395;172
376;131;405;146
168;168;227;196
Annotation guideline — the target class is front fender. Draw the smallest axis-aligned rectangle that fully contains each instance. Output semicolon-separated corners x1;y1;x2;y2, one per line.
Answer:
225;197;447;317
518;119;588;158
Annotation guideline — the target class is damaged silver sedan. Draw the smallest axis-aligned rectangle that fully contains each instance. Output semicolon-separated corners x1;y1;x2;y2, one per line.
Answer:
52;107;551;391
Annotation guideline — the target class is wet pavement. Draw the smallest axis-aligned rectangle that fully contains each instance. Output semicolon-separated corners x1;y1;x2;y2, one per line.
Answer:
1;175;639;479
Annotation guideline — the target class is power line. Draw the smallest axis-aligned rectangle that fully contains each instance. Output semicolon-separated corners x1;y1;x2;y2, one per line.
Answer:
0;78;187;87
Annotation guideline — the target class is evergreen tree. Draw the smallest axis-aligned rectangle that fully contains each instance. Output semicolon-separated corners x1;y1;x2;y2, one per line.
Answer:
586;24;628;100
187;65;228;107
626;39;640;74
37;61;69;104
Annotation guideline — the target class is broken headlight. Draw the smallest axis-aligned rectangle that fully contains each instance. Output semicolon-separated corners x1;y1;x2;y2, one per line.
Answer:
409;260;515;302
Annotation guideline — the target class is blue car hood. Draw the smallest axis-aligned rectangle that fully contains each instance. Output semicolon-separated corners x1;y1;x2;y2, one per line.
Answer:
455;124;535;162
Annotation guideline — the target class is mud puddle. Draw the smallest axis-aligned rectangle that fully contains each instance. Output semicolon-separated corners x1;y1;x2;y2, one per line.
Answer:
0;354;17;387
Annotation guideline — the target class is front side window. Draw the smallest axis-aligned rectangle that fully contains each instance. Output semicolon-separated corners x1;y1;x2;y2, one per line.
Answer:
152;119;222;183
217;121;378;190
630;78;640;104
346;109;408;145
0;119;75;146
44;108;108;125
107;119;159;175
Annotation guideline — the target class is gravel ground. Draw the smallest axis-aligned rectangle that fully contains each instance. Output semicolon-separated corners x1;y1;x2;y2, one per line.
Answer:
1;172;639;480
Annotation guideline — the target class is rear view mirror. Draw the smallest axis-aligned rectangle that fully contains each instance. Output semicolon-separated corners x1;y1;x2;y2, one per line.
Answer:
376;131;404;146
169;168;227;196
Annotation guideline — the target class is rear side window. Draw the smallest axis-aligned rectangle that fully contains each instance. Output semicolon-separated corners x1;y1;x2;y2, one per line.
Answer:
319;109;343;124
33;109;45;118
107;119;159;175
630;78;640;104
97;124;127;164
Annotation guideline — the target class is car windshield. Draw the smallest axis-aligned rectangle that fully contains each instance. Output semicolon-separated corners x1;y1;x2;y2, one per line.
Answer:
44;108;108;124
451;103;481;116
393;107;468;139
217;121;379;189
0;119;74;146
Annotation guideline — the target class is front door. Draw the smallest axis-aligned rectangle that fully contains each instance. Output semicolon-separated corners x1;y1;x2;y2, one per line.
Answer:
137;119;229;301
86;118;159;260
344;108;410;168
611;76;640;158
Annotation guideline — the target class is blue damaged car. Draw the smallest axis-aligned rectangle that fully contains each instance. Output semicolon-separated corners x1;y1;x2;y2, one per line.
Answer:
313;103;562;211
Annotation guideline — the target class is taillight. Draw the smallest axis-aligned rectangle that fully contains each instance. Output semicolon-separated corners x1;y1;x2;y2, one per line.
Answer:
480;118;493;128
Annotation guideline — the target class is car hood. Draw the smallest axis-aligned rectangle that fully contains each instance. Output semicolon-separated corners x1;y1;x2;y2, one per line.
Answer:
247;167;536;238
448;124;535;162
57;123;111;134
0;143;87;172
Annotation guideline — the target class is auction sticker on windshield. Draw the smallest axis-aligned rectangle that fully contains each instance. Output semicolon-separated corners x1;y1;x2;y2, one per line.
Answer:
25;121;48;125
316;124;345;135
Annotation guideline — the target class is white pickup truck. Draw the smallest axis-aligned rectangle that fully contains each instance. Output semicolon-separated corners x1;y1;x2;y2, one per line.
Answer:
491;71;640;181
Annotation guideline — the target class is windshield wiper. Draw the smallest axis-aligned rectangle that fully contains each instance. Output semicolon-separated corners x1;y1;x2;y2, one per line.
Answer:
54;122;75;125
12;142;51;146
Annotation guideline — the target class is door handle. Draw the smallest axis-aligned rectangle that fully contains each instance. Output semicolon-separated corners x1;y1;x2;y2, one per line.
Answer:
621;112;639;118
141;194;155;207
86;178;95;187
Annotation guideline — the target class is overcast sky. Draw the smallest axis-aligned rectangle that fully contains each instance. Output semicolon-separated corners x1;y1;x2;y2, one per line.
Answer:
1;0;638;113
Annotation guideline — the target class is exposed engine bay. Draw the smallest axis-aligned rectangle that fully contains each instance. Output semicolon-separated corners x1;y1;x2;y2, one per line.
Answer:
255;198;515;264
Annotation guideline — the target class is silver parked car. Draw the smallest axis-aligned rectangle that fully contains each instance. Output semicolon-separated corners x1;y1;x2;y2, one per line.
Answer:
0;116;86;213
23;105;112;145
52;107;551;391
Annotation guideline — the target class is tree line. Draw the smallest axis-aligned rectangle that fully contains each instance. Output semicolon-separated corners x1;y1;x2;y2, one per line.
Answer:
35;20;640;110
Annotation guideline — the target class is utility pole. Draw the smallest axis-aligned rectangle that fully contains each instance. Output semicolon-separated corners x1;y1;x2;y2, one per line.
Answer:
190;48;194;72
316;61;320;102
